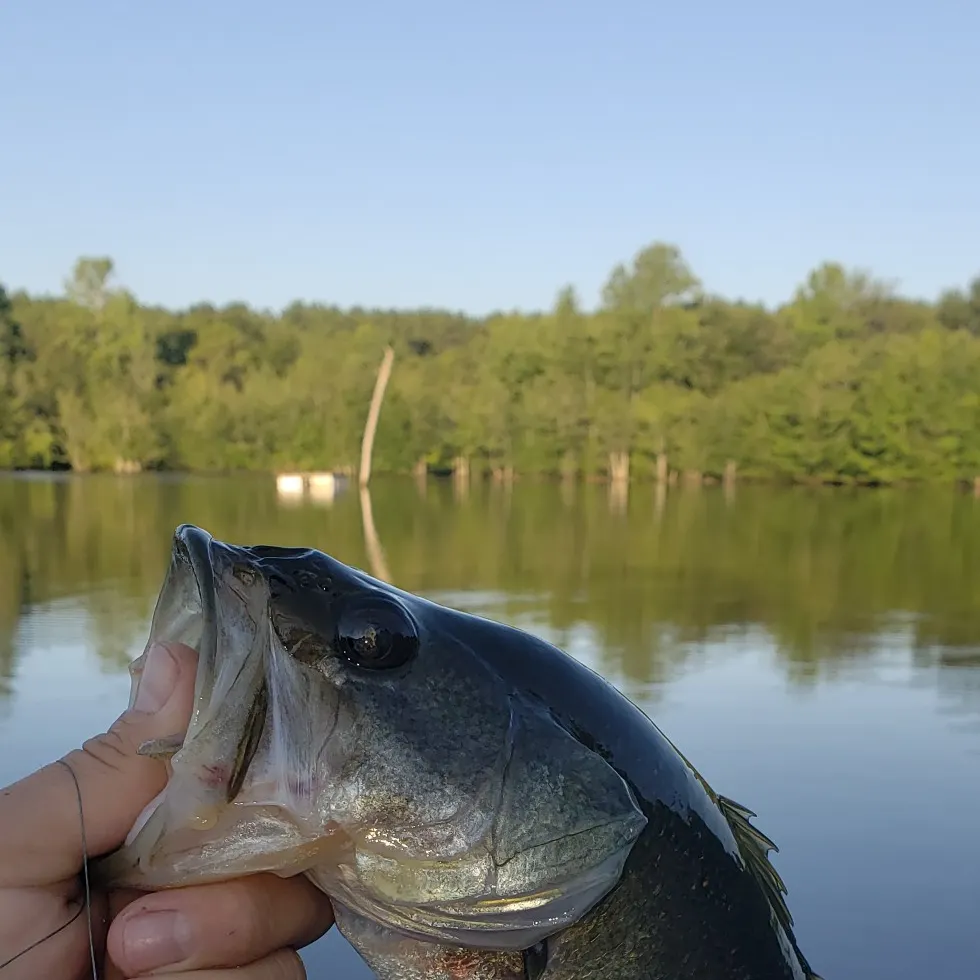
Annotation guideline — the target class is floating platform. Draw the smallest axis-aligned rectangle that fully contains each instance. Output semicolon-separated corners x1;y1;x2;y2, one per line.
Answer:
275;471;349;503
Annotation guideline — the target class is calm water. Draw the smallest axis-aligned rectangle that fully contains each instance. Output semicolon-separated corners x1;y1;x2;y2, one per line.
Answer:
1;473;979;980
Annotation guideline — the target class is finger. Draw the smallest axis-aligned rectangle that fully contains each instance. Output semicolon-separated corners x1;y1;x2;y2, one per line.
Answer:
107;873;334;975
0;642;198;887
146;949;307;980
105;889;149;980
0;886;108;980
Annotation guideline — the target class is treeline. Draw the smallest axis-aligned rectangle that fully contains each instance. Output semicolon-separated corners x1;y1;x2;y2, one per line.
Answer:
2;244;980;484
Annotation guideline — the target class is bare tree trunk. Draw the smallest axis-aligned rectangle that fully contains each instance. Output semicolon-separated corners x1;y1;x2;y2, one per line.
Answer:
609;451;630;485
358;346;395;488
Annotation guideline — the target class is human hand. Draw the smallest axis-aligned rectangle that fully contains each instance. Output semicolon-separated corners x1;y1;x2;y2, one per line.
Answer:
0;642;335;979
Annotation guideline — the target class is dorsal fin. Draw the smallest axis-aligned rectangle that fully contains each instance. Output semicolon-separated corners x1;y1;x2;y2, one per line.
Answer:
715;795;791;929
715;794;823;980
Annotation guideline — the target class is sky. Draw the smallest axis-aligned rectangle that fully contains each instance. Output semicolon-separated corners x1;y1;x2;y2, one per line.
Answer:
2;0;978;316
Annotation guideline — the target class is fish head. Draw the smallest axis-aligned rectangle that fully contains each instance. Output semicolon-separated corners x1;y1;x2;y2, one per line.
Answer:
96;523;647;951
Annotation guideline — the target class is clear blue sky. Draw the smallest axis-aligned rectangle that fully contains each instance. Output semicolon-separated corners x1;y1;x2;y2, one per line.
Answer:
2;0;977;315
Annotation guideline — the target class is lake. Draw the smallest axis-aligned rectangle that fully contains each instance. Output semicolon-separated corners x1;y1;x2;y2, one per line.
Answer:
1;472;978;979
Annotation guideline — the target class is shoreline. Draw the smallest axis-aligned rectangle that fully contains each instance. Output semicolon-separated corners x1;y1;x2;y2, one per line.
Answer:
2;466;978;493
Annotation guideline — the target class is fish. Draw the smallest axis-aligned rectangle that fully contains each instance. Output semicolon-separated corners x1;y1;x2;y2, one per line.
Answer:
94;524;822;980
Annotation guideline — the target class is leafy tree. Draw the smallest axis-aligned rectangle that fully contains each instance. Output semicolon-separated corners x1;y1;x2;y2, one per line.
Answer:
65;256;116;312
1;250;980;486
601;242;701;312
937;276;980;335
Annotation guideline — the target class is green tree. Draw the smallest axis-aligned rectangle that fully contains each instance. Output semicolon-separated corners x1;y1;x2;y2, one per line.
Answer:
2;251;980;487
65;256;116;312
937;276;980;335
601;242;701;312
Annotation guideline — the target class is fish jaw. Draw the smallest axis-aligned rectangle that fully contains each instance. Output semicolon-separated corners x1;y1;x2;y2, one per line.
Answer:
94;524;343;891
94;789;350;891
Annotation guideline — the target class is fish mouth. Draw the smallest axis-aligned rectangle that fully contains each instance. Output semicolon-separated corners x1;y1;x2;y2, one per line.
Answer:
133;524;219;710
172;523;219;654
129;525;224;756
95;524;293;889
163;524;268;804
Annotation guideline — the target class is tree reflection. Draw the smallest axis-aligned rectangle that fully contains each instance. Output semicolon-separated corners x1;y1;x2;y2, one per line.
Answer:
0;475;978;716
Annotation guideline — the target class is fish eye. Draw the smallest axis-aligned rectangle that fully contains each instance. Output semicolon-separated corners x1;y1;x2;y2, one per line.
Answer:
335;597;419;671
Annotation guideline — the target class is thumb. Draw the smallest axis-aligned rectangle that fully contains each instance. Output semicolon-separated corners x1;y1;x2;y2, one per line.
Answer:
0;642;197;888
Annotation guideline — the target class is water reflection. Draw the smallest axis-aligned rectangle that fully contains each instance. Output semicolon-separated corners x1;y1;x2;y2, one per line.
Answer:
2;474;978;712
1;474;979;980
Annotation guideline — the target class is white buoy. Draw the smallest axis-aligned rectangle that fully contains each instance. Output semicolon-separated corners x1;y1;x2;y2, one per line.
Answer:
308;472;336;504
276;473;305;496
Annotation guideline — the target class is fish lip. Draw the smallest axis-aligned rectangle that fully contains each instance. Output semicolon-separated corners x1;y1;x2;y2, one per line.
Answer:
173;524;218;624
171;524;276;803
171;523;220;683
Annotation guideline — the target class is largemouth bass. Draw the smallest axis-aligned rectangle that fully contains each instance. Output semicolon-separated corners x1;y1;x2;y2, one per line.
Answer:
96;524;822;980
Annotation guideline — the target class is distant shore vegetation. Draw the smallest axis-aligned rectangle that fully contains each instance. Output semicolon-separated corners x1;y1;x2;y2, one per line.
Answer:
2;244;980;487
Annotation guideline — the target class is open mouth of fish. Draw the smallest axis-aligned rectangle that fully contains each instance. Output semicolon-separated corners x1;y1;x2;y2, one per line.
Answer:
97;524;351;890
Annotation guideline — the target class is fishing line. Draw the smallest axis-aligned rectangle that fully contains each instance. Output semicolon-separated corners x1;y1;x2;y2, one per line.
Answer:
0;760;98;979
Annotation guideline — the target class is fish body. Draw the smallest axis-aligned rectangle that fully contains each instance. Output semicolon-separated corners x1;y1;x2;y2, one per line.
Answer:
96;525;821;980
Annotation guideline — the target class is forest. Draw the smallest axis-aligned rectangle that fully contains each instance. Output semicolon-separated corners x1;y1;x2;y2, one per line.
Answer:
2;243;980;485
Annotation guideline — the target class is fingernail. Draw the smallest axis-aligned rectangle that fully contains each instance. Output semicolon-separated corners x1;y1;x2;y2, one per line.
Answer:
133;643;180;714
120;910;191;972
